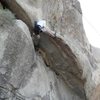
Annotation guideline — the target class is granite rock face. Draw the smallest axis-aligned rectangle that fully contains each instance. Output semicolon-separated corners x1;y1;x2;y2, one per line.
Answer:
0;0;100;100
0;9;83;100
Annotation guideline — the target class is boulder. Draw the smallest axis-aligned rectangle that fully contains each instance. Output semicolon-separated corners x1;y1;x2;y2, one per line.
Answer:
0;9;35;99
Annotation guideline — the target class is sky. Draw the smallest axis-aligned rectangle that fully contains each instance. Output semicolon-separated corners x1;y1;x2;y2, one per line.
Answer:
78;0;100;48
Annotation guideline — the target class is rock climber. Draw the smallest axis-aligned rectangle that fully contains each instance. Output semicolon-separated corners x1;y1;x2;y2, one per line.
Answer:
33;20;46;39
33;20;56;50
33;19;56;37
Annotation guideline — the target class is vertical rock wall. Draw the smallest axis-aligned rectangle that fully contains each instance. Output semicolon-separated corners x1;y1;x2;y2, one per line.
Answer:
0;0;100;100
0;9;84;100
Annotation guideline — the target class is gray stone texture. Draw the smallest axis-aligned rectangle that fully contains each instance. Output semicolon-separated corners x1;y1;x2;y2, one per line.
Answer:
0;0;100;100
